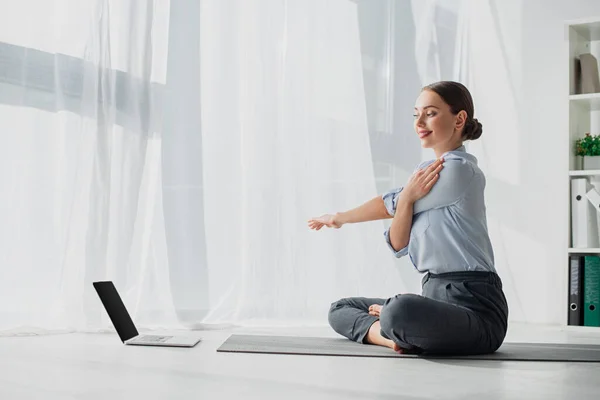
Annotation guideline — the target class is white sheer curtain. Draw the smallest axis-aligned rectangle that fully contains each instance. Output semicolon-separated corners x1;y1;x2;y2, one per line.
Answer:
0;0;178;334
198;0;401;326
1;0;488;333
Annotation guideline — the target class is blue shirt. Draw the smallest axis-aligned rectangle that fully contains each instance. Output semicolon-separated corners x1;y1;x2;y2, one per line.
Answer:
382;145;496;274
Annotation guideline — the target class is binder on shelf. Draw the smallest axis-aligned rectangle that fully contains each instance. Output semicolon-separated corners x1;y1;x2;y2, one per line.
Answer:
571;178;599;247
569;255;584;326
584;256;600;327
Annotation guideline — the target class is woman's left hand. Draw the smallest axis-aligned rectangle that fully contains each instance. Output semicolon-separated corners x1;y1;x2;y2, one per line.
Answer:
401;158;444;203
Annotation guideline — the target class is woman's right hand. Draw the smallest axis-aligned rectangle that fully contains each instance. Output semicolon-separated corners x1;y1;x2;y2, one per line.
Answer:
401;158;444;203
307;213;343;230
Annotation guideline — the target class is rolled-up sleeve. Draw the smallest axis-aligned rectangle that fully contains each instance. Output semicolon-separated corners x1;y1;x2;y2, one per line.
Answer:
383;228;408;258
381;187;403;216
382;187;407;257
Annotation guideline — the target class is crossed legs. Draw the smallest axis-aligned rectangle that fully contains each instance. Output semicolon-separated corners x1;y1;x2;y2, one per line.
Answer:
329;293;490;355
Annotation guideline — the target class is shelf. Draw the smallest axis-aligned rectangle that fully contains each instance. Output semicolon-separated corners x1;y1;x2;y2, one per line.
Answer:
560;325;600;332
567;18;600;41
568;248;600;253
569;170;600;176
569;93;600;110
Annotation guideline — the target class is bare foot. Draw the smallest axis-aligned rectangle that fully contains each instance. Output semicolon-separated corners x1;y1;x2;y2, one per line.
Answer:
392;342;403;353
366;321;394;349
366;315;407;354
368;304;382;317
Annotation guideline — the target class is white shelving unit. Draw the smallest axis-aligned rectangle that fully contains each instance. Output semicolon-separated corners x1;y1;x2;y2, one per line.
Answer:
569;93;600;111
568;248;600;253
566;17;600;328
569;169;600;176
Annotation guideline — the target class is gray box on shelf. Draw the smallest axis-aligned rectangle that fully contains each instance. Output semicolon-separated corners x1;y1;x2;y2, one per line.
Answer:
579;53;600;94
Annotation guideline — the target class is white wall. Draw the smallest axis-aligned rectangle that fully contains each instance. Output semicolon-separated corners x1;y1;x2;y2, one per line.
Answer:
474;0;600;325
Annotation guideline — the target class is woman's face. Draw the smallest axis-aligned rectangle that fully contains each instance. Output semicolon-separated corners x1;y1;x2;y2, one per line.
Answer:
413;90;465;150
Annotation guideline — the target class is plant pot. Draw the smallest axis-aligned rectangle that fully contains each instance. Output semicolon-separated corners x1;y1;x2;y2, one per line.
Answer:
575;155;584;170
584;155;600;170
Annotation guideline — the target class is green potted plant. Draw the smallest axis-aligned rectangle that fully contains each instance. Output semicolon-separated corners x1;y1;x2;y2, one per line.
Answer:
576;133;600;169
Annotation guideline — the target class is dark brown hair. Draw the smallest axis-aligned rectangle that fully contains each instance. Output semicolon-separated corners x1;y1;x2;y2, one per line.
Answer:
422;81;482;141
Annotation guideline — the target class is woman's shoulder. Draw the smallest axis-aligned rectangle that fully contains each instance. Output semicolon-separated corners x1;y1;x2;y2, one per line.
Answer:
440;150;486;190
416;153;476;175
442;145;478;166
443;153;477;172
414;151;480;192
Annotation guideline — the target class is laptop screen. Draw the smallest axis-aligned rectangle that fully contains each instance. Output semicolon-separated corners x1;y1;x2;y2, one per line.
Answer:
93;281;139;342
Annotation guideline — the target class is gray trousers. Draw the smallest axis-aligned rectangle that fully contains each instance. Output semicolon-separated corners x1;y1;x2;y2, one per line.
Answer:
328;271;509;355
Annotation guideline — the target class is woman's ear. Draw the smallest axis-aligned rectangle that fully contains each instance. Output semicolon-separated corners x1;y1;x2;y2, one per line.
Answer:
455;110;467;132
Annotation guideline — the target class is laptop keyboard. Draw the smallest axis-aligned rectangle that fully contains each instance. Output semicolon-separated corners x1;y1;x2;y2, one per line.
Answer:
136;335;173;343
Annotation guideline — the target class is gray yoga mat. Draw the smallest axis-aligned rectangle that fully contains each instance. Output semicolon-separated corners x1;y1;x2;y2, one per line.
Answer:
217;334;600;362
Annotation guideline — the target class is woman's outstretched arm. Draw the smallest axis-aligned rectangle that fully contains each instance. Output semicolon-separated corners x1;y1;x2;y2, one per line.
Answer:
307;195;391;230
336;195;392;224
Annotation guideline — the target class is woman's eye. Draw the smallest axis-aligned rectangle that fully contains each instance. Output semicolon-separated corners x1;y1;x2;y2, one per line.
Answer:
414;112;436;118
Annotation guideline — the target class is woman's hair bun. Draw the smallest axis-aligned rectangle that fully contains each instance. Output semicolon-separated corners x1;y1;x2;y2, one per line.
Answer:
464;118;482;140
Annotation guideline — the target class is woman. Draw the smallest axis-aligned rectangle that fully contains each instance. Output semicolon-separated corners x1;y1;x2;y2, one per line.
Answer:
307;81;508;355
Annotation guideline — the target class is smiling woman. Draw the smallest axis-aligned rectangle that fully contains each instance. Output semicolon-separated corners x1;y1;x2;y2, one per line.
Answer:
310;81;509;356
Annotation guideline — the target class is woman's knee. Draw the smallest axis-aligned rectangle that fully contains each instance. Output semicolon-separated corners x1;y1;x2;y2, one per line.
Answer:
379;294;421;333
327;298;348;326
328;297;362;338
328;298;349;314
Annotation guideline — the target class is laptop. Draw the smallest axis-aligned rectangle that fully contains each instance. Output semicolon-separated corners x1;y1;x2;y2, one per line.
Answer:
93;281;201;347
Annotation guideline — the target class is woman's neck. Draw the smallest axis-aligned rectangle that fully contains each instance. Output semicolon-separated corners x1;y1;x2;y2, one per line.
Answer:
434;142;463;159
